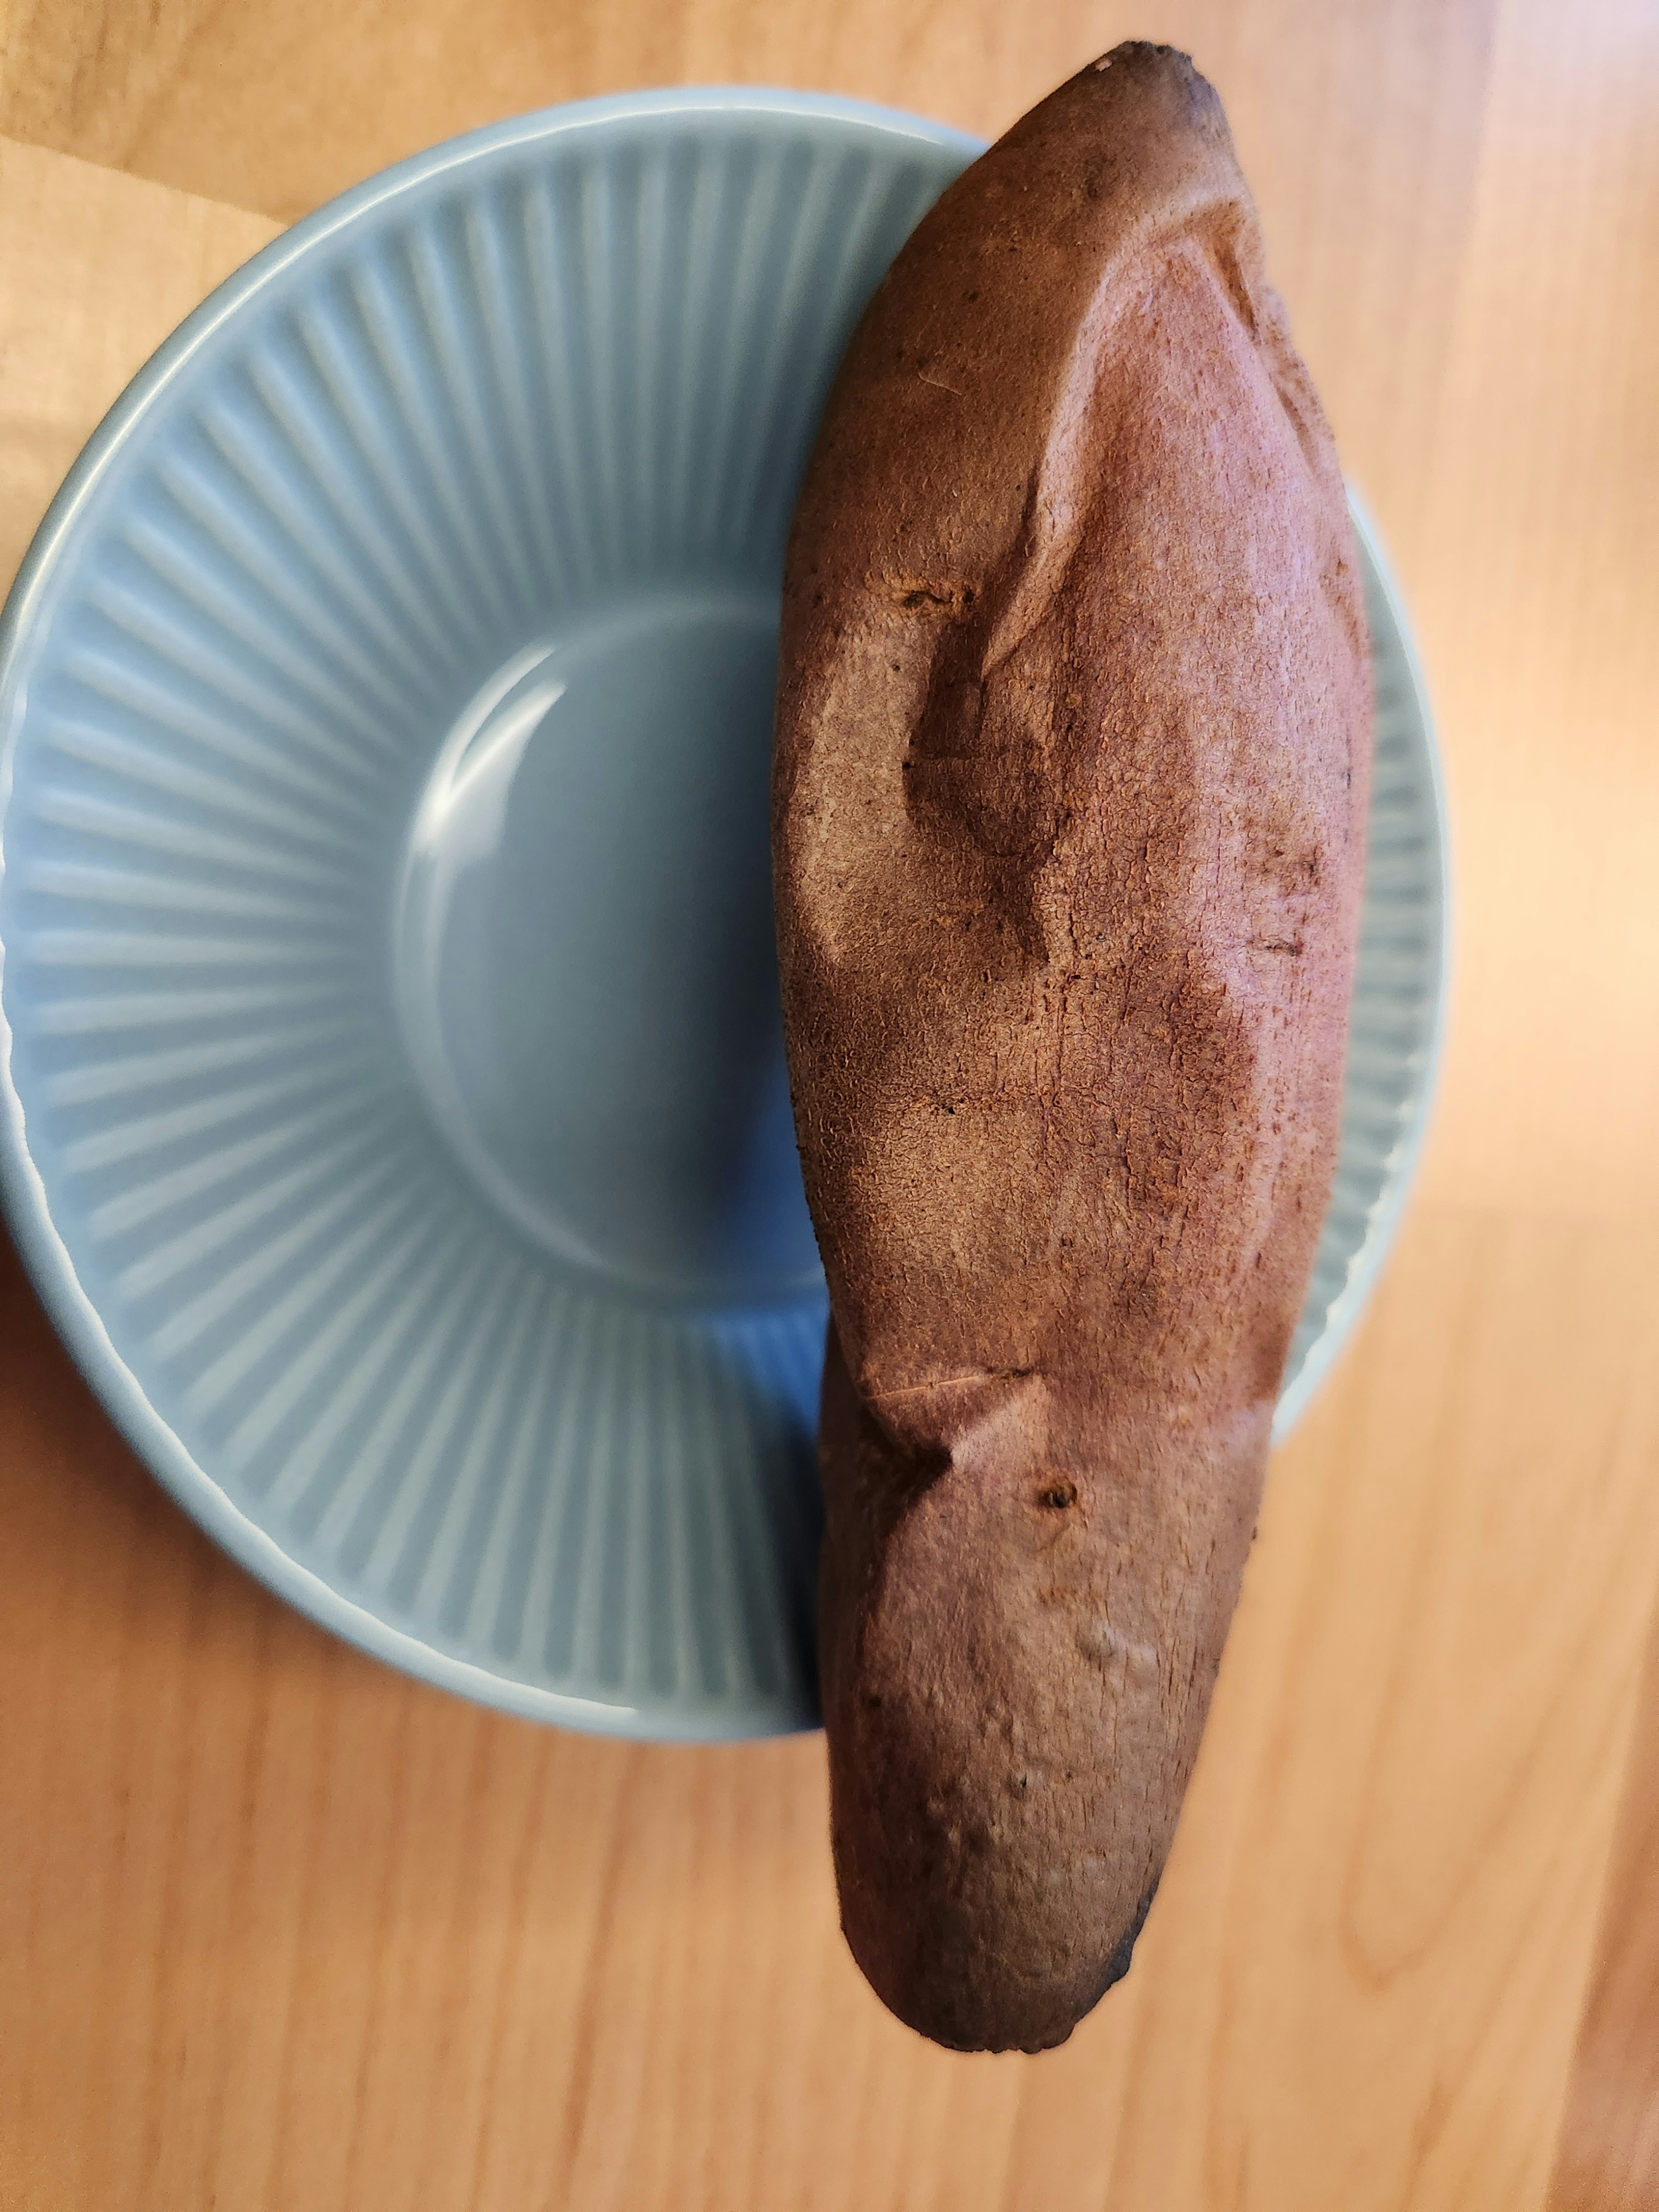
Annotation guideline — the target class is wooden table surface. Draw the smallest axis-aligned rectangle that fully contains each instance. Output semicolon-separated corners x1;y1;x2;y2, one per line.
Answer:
2;3;1657;2207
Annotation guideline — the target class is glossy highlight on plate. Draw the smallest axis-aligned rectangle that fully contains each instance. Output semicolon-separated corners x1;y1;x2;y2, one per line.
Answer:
0;90;1447;1739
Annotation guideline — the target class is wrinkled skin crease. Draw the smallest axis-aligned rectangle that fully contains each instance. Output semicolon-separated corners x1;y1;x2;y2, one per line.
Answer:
829;235;1331;1424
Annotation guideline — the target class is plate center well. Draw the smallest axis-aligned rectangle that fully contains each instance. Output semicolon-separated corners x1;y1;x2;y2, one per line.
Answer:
393;582;823;1303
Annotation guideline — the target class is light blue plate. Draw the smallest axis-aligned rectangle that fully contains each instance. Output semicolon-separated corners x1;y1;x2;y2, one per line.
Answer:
0;90;1447;1740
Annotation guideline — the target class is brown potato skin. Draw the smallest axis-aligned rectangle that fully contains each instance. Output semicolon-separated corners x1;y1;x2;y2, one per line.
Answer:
772;42;1371;2053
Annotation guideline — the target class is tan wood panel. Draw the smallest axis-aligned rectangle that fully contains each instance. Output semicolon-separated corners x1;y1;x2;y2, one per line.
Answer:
0;0;1656;2195
1399;0;1659;1227
1550;1597;1659;2212
0;0;1491;243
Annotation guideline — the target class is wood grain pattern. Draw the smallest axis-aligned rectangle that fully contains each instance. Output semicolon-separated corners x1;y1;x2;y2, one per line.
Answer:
1400;0;1659;1228
1550;1595;1659;2212
1557;1592;1659;2212
0;0;1657;2200
0;0;1496;237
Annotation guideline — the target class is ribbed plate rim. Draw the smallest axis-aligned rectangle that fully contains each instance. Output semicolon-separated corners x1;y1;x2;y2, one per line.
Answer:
1272;489;1450;1440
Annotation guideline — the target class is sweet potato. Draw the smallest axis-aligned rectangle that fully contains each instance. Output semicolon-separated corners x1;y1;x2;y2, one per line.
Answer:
772;41;1370;2051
